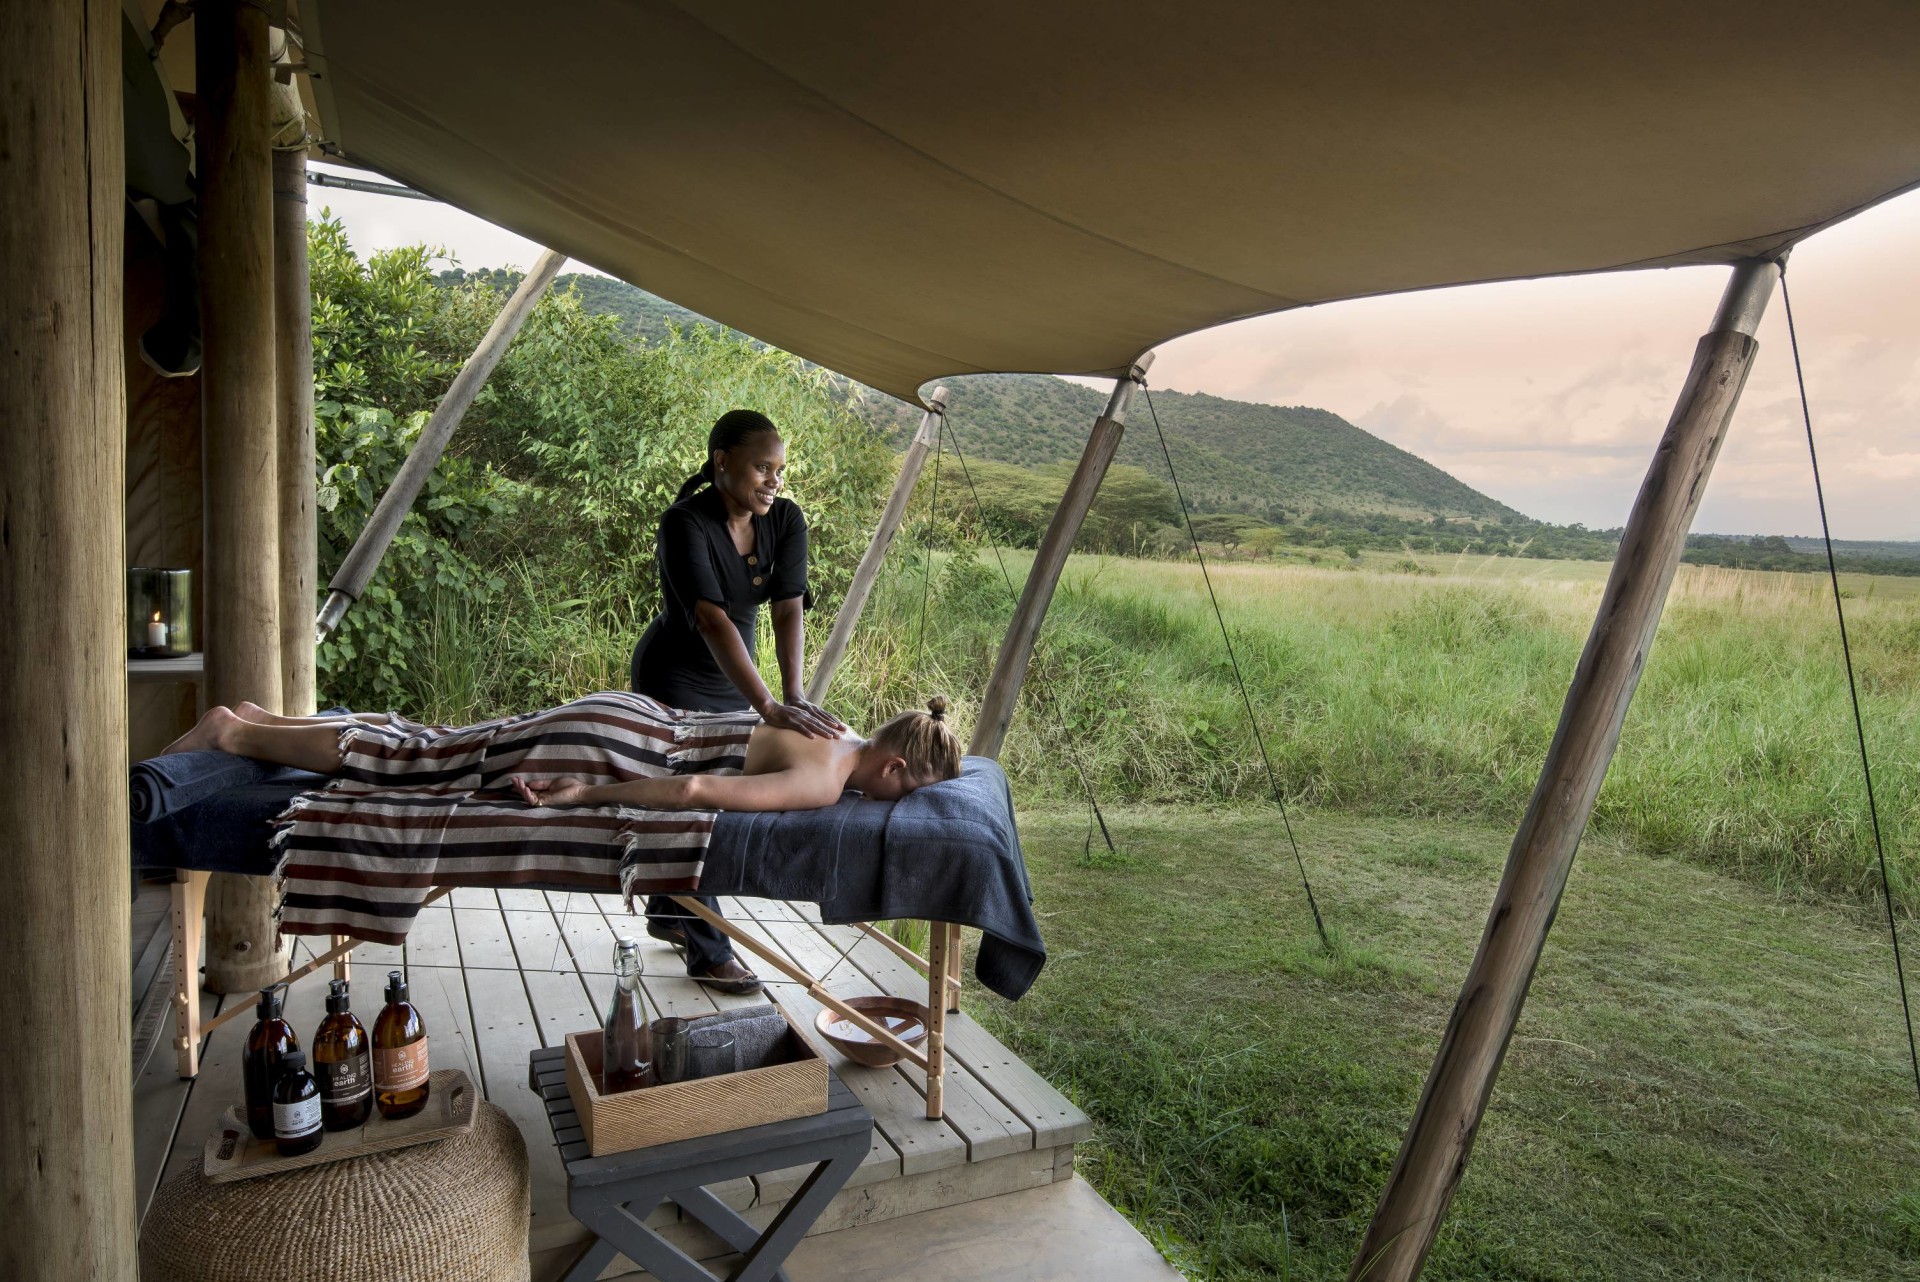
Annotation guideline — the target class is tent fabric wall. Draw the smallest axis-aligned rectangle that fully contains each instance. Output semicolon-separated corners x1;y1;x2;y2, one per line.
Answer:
296;0;1920;404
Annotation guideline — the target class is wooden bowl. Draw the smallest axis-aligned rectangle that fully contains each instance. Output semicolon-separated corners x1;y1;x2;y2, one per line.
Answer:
813;996;930;1068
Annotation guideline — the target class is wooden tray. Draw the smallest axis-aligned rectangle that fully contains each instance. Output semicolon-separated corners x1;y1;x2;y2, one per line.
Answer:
203;1068;476;1182
564;1004;827;1155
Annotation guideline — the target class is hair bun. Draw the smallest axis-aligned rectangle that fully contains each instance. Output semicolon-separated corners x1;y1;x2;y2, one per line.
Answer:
926;695;949;721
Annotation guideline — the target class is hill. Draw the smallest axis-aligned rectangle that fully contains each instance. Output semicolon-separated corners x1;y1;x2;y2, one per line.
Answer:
495;270;1521;525
862;372;1522;524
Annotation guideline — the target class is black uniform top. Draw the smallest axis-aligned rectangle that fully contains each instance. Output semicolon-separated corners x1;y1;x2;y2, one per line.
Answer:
630;487;812;712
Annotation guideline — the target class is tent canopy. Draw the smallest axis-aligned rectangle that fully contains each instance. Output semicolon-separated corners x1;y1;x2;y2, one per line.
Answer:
292;0;1920;404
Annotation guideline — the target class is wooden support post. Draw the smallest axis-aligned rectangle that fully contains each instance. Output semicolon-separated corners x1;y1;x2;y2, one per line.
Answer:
807;387;950;703
316;247;567;635
272;73;316;716
0;0;135;1273
199;0;290;995
969;354;1153;759
1348;259;1779;1282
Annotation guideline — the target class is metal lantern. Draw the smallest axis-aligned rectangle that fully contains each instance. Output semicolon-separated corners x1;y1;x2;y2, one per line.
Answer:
126;567;193;659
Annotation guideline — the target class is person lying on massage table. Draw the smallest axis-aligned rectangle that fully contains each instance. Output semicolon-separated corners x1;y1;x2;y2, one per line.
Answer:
161;692;963;810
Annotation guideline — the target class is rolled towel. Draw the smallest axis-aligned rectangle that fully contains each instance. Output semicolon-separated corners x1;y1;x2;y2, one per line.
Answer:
130;751;295;825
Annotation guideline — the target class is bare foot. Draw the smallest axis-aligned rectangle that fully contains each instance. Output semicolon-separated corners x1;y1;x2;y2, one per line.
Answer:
233;700;274;724
161;705;240;756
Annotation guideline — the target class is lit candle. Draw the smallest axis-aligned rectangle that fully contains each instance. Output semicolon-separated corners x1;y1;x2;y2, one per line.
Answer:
147;611;168;650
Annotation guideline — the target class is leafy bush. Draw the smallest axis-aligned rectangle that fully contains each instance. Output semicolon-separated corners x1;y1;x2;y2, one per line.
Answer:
308;218;892;715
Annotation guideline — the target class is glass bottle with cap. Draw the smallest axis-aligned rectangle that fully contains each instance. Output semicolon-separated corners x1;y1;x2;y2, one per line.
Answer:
313;978;374;1131
372;969;430;1120
242;983;299;1140
271;1050;324;1157
602;936;657;1094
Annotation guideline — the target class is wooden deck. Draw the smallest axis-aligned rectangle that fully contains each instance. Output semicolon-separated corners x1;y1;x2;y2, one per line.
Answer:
132;891;1091;1278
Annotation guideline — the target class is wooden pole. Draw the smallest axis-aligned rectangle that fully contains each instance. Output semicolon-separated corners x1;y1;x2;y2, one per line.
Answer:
272;72;315;716
969;353;1153;759
316;247;567;636
1348;259;1779;1282
0;0;136;1274
807;386;950;703
199;0;289;994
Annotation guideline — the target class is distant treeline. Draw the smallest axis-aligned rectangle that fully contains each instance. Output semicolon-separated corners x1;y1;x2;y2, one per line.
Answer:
926;462;1920;575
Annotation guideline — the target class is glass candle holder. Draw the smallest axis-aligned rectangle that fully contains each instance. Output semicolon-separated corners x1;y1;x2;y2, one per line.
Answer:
127;568;193;658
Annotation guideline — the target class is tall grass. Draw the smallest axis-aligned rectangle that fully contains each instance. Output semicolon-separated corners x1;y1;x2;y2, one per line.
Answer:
396;544;1919;913
824;551;1920;912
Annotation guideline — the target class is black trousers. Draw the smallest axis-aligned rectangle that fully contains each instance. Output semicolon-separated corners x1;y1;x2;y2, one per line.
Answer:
632;634;740;974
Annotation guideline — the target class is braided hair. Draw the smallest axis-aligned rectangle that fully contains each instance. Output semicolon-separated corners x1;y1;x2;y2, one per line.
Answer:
675;409;781;503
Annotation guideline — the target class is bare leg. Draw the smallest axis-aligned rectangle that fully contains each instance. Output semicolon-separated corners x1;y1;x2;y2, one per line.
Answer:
162;706;345;773
233;700;391;729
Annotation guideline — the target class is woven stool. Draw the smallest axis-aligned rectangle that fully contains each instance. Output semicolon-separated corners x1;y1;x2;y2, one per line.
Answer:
141;1099;530;1282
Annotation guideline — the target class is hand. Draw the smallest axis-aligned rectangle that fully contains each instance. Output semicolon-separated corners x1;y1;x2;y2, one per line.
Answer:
755;697;846;739
514;775;596;807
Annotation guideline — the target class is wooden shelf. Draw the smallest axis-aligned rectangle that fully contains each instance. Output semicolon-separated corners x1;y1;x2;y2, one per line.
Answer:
128;652;204;683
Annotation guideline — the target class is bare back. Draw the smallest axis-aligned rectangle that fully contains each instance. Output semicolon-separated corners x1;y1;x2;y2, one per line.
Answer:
742;724;862;786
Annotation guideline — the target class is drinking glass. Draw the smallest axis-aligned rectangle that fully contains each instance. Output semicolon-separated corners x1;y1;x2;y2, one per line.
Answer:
651;1016;690;1084
687;1027;738;1079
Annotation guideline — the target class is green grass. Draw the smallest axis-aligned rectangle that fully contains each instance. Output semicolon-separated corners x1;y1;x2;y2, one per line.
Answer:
824;550;1920;912
973;805;1920;1280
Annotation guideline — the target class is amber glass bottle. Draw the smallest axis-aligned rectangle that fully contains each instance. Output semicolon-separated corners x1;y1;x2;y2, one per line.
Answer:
242;985;299;1140
271;1050;324;1157
313;979;373;1131
372;970;430;1120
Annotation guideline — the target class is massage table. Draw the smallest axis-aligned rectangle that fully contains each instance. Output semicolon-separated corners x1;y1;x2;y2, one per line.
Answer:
132;753;1044;1119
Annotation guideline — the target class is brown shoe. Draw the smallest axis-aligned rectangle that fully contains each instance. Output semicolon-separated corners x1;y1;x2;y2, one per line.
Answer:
689;957;764;996
646;919;690;952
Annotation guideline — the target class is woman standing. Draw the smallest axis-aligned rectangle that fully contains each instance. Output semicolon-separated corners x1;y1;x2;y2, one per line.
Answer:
631;410;844;993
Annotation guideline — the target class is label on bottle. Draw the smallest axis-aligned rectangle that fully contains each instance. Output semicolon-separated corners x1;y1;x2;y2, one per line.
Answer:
319;1050;372;1105
374;1039;429;1091
273;1093;321;1139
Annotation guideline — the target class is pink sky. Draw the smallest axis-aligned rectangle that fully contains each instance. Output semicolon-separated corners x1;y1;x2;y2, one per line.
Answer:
316;165;1920;538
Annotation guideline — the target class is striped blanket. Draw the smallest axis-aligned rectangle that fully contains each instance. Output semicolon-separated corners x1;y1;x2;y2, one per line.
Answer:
272;693;756;944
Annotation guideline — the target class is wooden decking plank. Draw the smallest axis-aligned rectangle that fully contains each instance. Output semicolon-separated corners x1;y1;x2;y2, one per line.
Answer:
814;920;1092;1147
348;933;406;969
400;904;461;967
556;910;622;975
523;968;603;1043
938;1015;1092;1148
461;962;593;1251
161;992;242;1184
453;905;523;970
496;887;547;911
503;907;570;972
400;963;480;1087
450;886;499;909
133;985;213;1220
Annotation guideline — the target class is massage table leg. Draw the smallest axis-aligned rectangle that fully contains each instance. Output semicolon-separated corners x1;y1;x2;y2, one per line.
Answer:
171;870;209;1078
943;923;963;1013
331;934;351;983
925;923;950;1120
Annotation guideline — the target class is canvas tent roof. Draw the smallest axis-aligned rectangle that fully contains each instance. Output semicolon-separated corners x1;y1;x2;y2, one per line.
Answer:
288;0;1920;404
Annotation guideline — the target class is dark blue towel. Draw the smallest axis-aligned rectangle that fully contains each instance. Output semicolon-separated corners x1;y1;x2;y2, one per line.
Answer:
701;758;1045;1000
129;750;318;824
